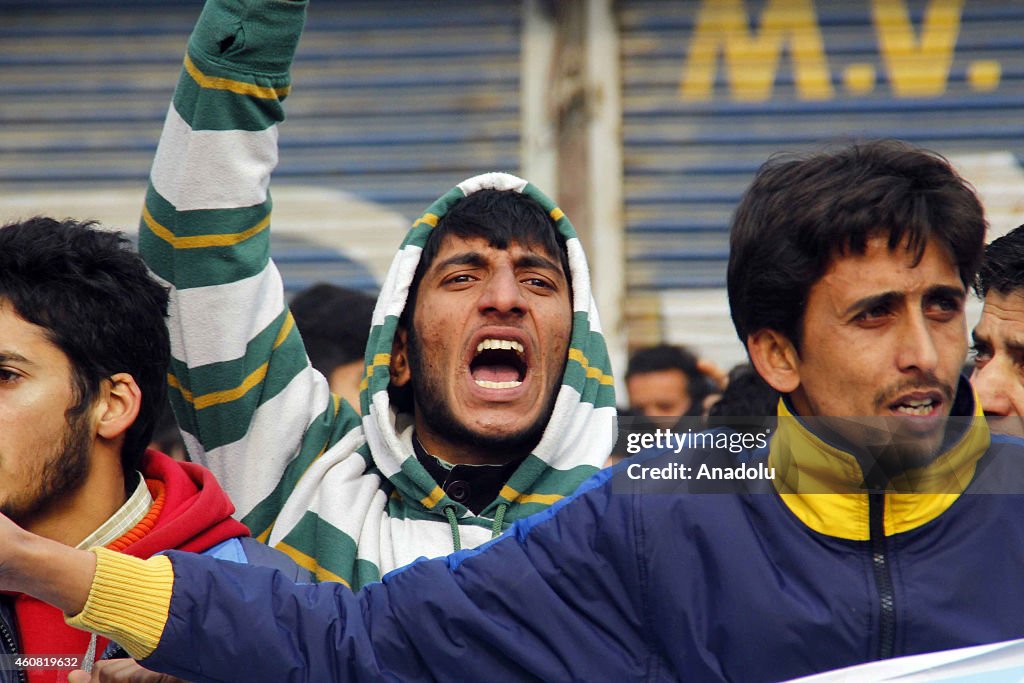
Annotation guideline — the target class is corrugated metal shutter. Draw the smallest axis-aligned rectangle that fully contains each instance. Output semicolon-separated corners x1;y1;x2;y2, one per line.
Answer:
0;0;523;293
281;0;523;219
619;0;1024;367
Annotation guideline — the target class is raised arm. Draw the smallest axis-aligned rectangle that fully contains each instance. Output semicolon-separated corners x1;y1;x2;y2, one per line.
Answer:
138;0;358;539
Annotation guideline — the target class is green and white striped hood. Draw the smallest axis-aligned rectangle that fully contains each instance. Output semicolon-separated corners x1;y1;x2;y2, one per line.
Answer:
361;172;617;517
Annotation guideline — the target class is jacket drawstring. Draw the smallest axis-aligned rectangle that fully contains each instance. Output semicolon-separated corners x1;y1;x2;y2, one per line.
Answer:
443;505;462;552
490;503;508;539
445;501;509;552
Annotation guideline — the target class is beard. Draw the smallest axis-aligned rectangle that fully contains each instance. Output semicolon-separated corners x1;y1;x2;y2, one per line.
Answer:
1;409;91;526
406;325;561;463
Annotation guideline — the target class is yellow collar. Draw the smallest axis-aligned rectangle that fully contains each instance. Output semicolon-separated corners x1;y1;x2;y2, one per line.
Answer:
770;395;989;541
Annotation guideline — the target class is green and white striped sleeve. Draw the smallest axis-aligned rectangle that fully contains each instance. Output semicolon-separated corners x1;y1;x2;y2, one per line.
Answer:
138;0;358;540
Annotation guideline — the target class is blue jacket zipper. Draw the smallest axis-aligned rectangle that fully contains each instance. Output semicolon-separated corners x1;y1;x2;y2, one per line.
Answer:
869;491;896;660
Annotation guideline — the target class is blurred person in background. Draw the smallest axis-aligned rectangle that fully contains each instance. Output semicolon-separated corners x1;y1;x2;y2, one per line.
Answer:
704;363;779;435
290;283;376;414
148;399;187;462
625;343;721;420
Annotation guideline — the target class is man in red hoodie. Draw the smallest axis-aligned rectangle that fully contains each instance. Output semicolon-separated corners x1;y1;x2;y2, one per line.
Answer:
0;217;307;682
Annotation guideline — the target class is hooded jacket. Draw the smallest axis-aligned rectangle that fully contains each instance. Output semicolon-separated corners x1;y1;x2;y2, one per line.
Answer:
67;383;1024;683
139;0;616;590
0;450;251;683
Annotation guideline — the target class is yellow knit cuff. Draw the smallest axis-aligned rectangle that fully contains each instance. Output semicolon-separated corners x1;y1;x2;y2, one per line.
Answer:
64;547;175;660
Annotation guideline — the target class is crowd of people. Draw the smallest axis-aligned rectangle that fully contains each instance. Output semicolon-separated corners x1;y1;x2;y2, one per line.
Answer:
1;0;1024;681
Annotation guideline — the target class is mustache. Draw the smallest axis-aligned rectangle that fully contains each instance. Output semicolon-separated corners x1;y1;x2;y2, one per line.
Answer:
874;373;956;407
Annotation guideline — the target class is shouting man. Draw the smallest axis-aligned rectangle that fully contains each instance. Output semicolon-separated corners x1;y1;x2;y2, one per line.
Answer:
137;0;614;588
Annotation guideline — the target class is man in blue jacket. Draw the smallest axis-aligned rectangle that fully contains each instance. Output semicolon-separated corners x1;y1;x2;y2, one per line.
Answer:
6;18;1024;683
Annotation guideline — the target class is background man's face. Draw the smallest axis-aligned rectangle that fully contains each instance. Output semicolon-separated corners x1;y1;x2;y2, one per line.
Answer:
971;290;1024;431
627;369;691;418
0;302;91;527
399;235;572;462
789;236;967;468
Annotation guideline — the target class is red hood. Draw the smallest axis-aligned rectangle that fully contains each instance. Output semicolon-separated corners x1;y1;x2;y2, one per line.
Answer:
110;449;251;558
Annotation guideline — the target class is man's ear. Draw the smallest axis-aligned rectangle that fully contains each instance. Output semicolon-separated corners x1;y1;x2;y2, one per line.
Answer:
390;327;412;387
747;329;801;394
94;372;142;441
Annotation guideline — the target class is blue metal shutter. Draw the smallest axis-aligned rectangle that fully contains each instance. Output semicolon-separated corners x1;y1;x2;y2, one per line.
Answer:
0;0;523;294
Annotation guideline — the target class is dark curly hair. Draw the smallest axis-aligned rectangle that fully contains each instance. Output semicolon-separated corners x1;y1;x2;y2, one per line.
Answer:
976;224;1024;298
0;217;170;475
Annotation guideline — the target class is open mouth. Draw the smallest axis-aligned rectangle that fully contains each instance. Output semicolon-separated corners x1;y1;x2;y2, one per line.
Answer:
470;338;527;389
890;396;940;416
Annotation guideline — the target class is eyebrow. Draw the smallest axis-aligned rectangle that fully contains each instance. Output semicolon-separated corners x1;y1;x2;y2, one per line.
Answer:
842;291;903;318
432;251;564;276
974;329;1024;356
0;351;32;365
923;284;968;304
842;285;966;318
971;329;992;351
432;252;488;272
513;253;563;274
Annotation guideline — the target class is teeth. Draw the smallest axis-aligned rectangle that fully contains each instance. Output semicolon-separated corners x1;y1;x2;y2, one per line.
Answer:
905;399;933;407
896;402;933;416
476;339;524;355
475;380;523;389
